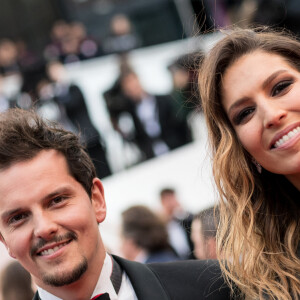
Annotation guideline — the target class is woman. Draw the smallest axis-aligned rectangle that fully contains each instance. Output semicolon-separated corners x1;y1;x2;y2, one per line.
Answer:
198;28;300;300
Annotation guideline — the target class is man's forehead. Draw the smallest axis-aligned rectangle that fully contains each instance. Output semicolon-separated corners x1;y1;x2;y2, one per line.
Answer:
0;149;65;173
0;150;71;208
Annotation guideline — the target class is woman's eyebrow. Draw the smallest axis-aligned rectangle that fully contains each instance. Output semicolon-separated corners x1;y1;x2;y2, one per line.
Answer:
262;69;287;89
228;97;249;116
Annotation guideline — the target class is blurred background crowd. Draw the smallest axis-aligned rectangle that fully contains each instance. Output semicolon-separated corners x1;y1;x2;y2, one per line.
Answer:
0;0;300;174
1;0;300;298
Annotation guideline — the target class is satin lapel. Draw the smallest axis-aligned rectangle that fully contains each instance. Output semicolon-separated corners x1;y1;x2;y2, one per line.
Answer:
113;256;169;300
32;292;40;300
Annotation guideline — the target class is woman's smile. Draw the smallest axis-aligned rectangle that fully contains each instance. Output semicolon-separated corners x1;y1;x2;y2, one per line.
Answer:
222;50;300;179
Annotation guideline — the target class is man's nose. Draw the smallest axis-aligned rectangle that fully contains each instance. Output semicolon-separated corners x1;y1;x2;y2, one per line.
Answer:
262;102;287;129
33;212;58;240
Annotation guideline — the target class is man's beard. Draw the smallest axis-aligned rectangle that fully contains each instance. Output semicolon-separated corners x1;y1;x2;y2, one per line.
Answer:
31;232;88;287
42;256;88;287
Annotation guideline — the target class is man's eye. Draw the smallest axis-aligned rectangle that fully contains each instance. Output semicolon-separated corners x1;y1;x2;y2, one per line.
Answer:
50;196;67;206
271;80;293;97
8;213;28;225
233;107;255;125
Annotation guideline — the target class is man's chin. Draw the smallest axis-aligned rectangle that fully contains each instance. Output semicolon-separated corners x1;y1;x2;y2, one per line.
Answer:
42;257;88;287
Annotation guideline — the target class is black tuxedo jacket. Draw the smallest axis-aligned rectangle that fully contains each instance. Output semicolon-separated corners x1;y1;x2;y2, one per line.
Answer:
33;256;232;300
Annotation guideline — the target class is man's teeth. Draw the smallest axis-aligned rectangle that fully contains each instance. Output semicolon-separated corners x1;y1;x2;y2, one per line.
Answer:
274;126;300;148
40;242;68;256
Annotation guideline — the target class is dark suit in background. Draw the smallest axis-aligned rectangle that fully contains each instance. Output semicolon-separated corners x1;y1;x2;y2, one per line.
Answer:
104;89;192;160
55;83;111;179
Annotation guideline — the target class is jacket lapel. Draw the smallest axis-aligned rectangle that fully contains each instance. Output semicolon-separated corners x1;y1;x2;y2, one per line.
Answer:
32;292;40;300
113;255;169;300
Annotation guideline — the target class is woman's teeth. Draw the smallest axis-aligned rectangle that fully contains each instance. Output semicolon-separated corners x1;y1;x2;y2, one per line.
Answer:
274;126;300;148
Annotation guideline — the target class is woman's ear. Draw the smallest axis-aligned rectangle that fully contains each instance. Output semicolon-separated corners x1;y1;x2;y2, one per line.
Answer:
91;178;106;224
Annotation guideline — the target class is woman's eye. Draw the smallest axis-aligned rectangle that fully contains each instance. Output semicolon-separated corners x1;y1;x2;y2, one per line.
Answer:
233;107;255;125
271;80;293;96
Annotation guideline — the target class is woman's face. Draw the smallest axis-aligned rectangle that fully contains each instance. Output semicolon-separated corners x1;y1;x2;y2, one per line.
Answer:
221;50;300;188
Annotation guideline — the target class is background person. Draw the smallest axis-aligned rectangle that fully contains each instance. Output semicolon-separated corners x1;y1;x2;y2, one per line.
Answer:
105;68;192;161
120;205;179;263
199;27;300;299
191;206;219;260
159;188;194;259
46;60;111;179
1;261;35;300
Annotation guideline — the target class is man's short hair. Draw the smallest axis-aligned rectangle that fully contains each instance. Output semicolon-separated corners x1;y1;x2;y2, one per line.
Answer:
159;188;175;198
0;108;96;196
196;206;219;239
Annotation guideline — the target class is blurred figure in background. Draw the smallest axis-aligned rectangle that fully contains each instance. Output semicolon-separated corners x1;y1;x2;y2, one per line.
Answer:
159;188;194;259
1;261;35;300
168;54;196;117
191;206;219;260
120;205;179;263
0;39;20;76
0;74;11;112
103;14;141;55
203;0;232;28
44;20;100;64
46;60;111;179
168;52;203;138
105;66;191;161
43;20;69;62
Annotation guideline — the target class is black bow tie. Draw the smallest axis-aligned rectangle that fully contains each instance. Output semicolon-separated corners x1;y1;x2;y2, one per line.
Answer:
92;293;110;300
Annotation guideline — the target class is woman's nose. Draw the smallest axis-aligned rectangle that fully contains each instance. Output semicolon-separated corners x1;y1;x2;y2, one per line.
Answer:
263;103;287;129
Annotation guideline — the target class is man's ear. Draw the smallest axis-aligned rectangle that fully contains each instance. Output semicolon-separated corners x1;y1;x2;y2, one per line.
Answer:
0;232;16;259
91;178;106;224
0;232;6;246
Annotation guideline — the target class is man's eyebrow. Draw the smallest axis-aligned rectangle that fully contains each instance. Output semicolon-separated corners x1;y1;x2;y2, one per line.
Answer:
43;186;72;201
227;69;288;116
1;208;23;221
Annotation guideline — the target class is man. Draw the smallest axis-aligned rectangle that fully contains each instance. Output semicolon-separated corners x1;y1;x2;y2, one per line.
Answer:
159;188;194;259
46;60;111;179
120;205;179;263
0;108;231;300
191;206;219;260
105;69;192;161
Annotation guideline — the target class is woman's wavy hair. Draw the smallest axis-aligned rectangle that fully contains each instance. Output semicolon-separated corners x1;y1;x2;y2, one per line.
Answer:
198;27;300;300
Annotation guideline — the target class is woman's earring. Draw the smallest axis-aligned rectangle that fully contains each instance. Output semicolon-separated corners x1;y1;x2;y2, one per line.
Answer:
252;158;262;174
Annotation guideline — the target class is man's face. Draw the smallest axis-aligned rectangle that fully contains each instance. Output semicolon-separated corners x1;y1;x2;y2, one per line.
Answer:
121;73;145;102
0;150;106;289
191;219;217;260
161;193;181;217
191;219;206;260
